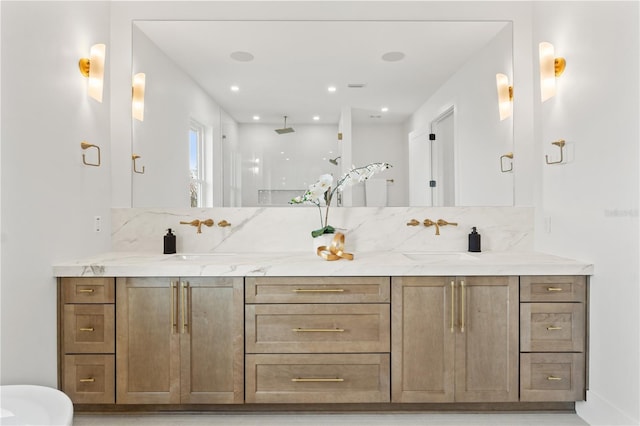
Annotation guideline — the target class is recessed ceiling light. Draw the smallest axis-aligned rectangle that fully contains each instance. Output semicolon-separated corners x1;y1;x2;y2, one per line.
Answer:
230;51;254;62
381;107;389;112
230;85;240;92
252;115;260;120
327;86;337;93
313;116;320;121
381;51;406;62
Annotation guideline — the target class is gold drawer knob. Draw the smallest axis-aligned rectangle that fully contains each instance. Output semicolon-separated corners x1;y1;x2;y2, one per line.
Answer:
547;287;563;292
547;376;563;381
547;326;563;330
293;288;345;293
79;327;95;332
292;328;345;332
78;288;95;293
79;378;95;383
292;378;344;382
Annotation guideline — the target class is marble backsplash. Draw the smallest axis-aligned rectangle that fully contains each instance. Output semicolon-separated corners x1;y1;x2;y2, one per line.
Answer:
112;207;534;254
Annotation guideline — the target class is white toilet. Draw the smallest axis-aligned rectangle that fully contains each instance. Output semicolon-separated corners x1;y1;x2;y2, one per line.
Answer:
0;385;73;426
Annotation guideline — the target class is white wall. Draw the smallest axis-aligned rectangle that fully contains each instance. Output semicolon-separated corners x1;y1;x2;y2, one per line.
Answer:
0;1;112;386
408;23;514;207
532;2;639;425
352;123;407;206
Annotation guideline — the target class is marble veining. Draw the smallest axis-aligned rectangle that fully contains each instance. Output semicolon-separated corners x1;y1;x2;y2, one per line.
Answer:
53;250;593;278
111;207;535;254
53;206;593;277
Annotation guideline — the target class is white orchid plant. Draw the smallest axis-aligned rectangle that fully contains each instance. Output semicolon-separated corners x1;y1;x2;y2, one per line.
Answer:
290;162;392;237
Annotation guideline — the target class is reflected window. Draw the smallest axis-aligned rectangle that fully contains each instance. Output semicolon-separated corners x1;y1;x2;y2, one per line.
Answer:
189;120;205;207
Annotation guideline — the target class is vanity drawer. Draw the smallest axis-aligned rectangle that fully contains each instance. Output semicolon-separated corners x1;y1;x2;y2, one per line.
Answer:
521;303;585;352
246;304;390;353
245;276;390;304
520;353;585;401
246;353;390;403
63;304;115;353
61;277;115;304
63;354;115;404
520;276;586;302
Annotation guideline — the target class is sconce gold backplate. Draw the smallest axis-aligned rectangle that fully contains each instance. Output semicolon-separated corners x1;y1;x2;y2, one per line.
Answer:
555;57;566;77
78;58;91;77
508;86;514;100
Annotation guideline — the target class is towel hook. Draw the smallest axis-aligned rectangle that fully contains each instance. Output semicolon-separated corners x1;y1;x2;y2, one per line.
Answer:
80;141;101;167
545;140;566;165
500;152;513;172
132;154;145;174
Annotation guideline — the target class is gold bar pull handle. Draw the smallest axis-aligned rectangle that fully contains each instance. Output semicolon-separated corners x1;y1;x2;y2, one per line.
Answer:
292;328;345;332
547;376;563;381
460;280;465;333
78;288;95;293
292;378;345;382
547;287;563;292
547;326;563;330
170;281;177;333
450;281;455;333
79;378;95;383
79;327;95;332
293;288;345;293
181;282;189;333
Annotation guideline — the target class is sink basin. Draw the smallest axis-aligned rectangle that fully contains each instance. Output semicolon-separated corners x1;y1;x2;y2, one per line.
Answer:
170;253;237;261
402;252;478;262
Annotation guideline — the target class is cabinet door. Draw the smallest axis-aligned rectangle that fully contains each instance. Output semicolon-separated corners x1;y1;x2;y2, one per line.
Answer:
391;276;455;402
116;277;180;404
454;276;519;402
180;277;244;404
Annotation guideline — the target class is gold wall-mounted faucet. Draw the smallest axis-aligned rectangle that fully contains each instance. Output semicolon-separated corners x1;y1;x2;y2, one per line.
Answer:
179;218;214;234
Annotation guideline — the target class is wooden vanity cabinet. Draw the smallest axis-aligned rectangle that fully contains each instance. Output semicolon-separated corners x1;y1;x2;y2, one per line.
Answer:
115;277;243;404
245;276;391;404
520;276;587;401
391;276;519;403
58;277;115;404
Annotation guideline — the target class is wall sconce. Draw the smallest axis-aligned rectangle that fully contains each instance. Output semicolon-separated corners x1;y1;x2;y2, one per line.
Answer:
78;44;106;102
545;139;566;164
539;42;567;102
132;73;146;121
496;73;513;120
80;141;101;167
500;152;514;172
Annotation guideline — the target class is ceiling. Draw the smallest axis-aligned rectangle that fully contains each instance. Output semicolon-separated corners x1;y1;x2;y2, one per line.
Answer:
134;20;509;125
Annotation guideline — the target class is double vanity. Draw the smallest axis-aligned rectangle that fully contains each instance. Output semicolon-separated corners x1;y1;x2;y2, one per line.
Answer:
55;249;592;412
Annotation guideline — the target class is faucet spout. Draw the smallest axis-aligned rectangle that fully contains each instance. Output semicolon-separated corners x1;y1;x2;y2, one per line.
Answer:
423;219;440;235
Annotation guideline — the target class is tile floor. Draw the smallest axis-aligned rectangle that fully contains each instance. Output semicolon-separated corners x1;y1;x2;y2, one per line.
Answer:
74;412;589;425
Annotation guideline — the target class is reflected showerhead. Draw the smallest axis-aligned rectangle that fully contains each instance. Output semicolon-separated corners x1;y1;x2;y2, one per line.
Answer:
275;116;295;134
329;156;341;165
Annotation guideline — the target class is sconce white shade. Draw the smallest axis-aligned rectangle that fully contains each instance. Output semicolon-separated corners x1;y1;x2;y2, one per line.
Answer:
132;73;146;121
539;42;566;102
496;73;513;120
79;43;106;102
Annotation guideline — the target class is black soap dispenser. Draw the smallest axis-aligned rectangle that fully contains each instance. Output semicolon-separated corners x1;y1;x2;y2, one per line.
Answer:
468;227;481;252
164;229;176;254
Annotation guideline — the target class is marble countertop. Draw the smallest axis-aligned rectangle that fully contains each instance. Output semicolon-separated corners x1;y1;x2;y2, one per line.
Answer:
52;250;594;277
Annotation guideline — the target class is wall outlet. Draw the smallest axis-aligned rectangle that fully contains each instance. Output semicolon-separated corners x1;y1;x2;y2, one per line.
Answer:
94;216;102;233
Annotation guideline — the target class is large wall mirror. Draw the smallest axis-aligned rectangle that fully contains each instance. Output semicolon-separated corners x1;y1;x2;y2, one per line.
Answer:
131;20;513;208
